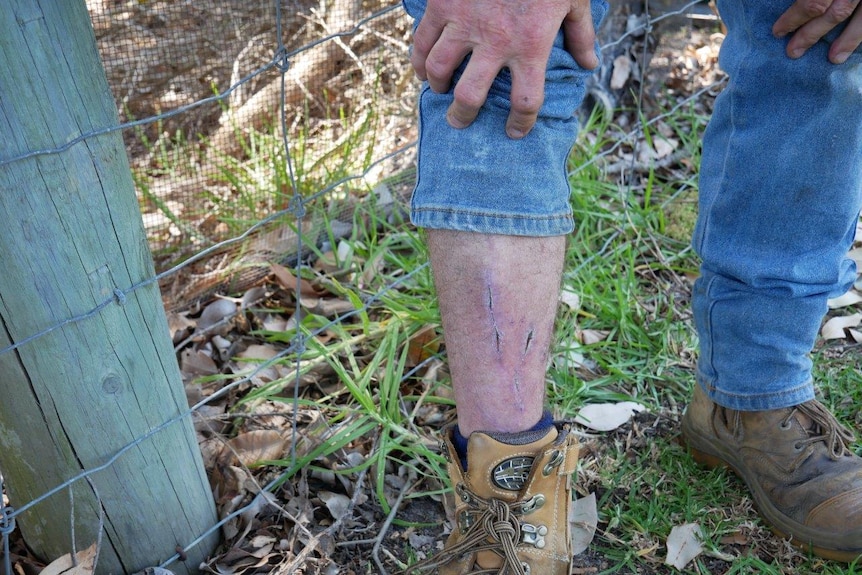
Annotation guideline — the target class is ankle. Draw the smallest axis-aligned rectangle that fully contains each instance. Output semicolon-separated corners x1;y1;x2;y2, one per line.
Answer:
454;411;554;471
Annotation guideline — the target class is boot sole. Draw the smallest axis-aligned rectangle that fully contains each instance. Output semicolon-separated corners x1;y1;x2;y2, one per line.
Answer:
679;419;862;563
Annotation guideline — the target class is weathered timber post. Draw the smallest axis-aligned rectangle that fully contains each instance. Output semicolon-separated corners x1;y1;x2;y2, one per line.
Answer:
0;1;218;573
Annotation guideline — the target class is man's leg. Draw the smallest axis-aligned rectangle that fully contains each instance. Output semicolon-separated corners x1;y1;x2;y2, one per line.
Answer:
421;233;574;575
682;0;862;561
400;0;607;570
427;231;565;436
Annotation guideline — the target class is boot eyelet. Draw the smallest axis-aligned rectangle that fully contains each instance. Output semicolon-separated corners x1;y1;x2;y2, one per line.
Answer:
458;510;474;533
521;561;531;575
440;440;451;461
780;420;792;431
456;483;471;502
542;450;564;476
520;494;545;514
521;523;548;548
793;442;803;451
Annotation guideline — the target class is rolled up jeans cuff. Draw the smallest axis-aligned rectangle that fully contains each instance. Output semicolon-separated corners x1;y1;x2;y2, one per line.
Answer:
410;95;580;236
404;0;609;237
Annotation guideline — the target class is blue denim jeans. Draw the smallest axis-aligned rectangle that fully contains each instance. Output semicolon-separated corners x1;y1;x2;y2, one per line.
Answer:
693;0;862;410
403;0;608;236
403;0;862;411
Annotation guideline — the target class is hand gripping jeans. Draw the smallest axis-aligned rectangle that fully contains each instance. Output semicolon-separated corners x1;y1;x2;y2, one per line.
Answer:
693;0;862;410
402;0;608;237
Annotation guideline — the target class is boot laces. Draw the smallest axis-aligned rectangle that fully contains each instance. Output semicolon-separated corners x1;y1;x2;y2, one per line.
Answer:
787;400;855;460
401;487;528;575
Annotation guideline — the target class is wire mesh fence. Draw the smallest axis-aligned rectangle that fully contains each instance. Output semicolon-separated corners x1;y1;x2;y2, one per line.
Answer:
0;0;730;573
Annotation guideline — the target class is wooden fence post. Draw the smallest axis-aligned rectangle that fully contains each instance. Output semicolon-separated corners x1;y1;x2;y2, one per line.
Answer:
0;1;218;572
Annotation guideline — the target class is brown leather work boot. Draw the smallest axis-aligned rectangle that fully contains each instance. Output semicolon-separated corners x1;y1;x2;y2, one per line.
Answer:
681;383;862;561
404;424;579;574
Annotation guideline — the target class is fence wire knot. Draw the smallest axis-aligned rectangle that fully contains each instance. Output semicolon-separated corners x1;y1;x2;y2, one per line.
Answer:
0;505;16;536
288;196;306;218
293;336;307;356
113;288;127;306
273;46;291;73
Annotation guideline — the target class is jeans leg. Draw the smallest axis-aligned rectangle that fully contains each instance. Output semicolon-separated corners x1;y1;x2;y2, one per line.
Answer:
402;0;609;237
693;0;862;410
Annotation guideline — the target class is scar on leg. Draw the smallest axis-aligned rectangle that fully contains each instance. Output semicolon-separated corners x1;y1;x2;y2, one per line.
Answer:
487;285;502;354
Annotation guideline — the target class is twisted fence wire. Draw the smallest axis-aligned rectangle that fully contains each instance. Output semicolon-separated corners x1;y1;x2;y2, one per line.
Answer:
0;0;723;571
0;476;13;575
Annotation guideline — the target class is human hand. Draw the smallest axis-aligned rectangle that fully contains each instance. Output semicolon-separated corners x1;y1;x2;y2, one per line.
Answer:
410;0;598;139
773;0;862;64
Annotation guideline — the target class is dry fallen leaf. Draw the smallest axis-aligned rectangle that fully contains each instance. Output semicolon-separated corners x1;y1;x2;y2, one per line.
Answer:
638;137;679;164
569;492;598;555
719;531;749;546
319;490;352;520
314;251;342;274
180;348;219;378
555;347;599;373
611;54;633;89
234;344;282;383
270;262;320;297
262;314;289;332
41;542;97;575
197;298;238;332
580;329;610;345
821;313;862;340
665;523;703;570
212;537;278;575
827;289;862;309
407;325;440;367
166;310;195;340
134;568;174;575
301;296;356;318
238;490;279;540
222;429;288;467
574;401;645;432
560;290;581;311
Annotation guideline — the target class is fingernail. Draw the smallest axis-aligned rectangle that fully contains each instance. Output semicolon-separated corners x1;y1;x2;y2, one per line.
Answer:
506;127;526;139
789;48;803;59
446;112;467;130
833;52;850;64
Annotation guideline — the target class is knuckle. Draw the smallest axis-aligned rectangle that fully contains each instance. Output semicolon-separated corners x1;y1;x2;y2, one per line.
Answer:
803;0;832;17
831;0;856;20
453;82;487;109
423;57;449;81
792;32;817;47
512;94;542;115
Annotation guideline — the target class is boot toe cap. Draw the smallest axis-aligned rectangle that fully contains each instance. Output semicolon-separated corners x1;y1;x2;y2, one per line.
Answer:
807;486;862;532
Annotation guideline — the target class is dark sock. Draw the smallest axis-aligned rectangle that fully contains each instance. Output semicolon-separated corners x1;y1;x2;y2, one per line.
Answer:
454;411;554;472
453;426;470;471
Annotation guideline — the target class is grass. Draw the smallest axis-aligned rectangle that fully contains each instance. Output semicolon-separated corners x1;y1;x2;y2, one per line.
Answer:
167;86;862;573
131;92;390;273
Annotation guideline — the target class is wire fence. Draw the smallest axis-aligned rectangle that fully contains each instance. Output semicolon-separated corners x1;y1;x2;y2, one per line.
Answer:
0;0;726;573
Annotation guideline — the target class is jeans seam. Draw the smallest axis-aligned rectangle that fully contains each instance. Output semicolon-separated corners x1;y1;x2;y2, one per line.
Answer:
702;274;718;388
411;207;572;221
